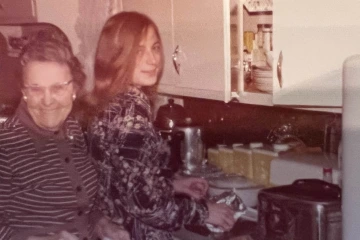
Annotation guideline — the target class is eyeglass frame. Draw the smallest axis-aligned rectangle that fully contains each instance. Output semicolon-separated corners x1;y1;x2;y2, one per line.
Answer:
22;79;74;98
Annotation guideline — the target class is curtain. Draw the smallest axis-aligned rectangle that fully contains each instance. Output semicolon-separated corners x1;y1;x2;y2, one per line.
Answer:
75;0;122;92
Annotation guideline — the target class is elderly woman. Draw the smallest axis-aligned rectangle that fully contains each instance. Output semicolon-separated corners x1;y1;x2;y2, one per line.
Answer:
86;11;236;240
0;31;129;240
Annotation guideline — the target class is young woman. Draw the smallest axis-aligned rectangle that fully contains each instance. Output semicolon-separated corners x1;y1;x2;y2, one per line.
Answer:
86;11;236;240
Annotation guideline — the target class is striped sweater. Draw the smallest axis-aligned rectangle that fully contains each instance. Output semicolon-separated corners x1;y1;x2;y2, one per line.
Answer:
0;103;98;240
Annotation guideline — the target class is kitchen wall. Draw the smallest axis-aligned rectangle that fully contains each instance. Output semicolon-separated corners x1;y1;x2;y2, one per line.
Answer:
36;0;121;92
36;0;80;53
179;97;341;151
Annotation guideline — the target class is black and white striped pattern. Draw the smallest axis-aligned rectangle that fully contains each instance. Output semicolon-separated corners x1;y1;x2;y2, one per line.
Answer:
0;115;98;239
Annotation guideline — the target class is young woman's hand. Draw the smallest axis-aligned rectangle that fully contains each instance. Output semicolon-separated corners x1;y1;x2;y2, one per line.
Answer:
95;217;130;240
173;177;209;200
205;202;236;232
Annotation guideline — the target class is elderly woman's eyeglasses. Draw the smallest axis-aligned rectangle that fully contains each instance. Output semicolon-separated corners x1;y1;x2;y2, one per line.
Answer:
23;80;73;97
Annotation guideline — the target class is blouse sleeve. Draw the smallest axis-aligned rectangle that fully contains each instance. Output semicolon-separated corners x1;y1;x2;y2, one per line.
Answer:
0;148;13;239
91;101;208;231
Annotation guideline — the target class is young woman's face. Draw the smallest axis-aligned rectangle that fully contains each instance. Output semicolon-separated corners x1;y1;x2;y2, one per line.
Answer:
22;61;75;131
132;26;162;87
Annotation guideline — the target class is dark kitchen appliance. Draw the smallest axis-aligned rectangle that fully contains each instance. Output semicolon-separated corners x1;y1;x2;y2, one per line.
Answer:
258;179;342;240
154;98;187;173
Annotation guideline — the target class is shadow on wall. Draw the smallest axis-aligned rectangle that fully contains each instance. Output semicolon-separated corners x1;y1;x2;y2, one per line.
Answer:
182;97;340;149
0;32;22;109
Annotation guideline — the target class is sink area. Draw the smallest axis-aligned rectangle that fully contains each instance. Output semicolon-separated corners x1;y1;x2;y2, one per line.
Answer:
172;220;260;240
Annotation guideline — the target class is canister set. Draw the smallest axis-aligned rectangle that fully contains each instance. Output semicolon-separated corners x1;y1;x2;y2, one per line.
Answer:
207;142;289;187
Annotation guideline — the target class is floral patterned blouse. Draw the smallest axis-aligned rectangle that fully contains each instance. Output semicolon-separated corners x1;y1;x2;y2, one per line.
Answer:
88;87;208;240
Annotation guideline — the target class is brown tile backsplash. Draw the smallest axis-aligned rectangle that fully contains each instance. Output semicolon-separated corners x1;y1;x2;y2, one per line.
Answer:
182;97;341;150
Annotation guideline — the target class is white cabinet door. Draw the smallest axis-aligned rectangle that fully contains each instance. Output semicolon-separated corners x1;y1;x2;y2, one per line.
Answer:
272;0;360;107
0;0;36;24
169;0;231;101
122;0;232;102
121;0;178;88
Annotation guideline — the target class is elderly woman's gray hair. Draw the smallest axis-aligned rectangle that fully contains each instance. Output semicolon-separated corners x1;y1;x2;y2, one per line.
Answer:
20;28;86;94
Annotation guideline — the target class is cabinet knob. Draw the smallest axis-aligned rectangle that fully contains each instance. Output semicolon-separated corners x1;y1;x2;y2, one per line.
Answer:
277;51;283;88
172;45;181;75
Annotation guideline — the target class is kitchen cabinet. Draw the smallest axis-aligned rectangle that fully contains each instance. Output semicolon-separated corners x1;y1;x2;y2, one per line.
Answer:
272;0;360;107
121;0;232;102
0;0;36;24
235;0;360;111
121;0;177;92
31;0;360;111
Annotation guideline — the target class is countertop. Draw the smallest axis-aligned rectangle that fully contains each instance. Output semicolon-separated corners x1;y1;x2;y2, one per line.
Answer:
173;220;261;240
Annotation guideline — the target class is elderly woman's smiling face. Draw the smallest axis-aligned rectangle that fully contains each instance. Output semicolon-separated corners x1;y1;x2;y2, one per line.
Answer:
22;61;75;131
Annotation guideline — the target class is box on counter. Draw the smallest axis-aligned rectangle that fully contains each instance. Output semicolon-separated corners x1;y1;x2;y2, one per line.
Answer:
233;142;263;179
252;143;290;187
207;147;220;168
207;144;241;174
270;151;340;186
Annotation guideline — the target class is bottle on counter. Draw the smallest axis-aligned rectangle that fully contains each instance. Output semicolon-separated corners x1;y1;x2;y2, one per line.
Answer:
323;167;333;183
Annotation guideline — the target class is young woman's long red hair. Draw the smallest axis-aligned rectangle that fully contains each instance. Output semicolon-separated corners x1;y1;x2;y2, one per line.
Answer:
87;11;164;110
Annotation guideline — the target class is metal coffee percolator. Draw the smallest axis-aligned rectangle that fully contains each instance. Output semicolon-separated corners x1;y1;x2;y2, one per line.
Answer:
174;119;204;172
154;99;204;173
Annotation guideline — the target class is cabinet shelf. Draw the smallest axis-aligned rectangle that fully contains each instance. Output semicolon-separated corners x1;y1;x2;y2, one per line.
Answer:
243;0;273;13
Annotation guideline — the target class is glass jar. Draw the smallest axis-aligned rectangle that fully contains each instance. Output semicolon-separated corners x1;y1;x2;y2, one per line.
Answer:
257;24;264;48
263;24;272;52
